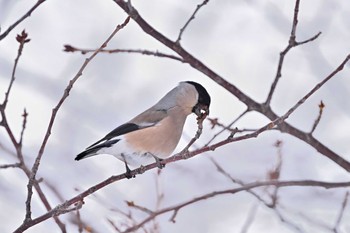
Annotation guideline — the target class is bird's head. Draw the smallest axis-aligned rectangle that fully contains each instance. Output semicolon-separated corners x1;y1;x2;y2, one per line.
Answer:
185;81;211;118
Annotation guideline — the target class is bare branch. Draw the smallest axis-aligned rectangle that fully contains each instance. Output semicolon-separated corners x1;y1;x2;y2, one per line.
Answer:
333;191;349;232
176;0;209;44
205;109;250;146
310;101;325;134
63;45;184;62
0;162;21;169
20;16;130;228
0;0;46;41
2;30;30;108
122;180;350;233
19;108;28;147
268;140;283;207
126;201;154;215
180;111;208;155
264;0;322;106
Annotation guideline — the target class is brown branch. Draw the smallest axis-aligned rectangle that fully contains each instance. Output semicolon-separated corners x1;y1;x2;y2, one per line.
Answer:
122;180;350;233
310;100;325;134
126;201;154;215
264;0;321;106
0;162;21;169
176;0;209;44
180;111;207;155
333;191;349;232
113;0;350;172
63;45;184;62
19;108;28;147
268;140;283;207
205;109;250;146
16;16;130;231
2;30;29;108
0;0;46;41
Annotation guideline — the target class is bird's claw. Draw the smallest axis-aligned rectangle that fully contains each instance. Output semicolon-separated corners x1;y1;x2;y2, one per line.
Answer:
124;162;135;179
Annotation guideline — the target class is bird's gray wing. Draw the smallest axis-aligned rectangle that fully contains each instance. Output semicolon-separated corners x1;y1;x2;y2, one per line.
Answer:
86;108;168;149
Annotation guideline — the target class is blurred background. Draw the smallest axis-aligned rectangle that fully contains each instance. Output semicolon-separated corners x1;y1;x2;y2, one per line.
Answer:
0;0;350;232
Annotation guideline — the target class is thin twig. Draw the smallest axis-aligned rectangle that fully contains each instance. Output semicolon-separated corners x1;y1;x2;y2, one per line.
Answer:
310;101;325;134
180;110;208;155
264;0;322;106
20;16;130;228
2;30;30;108
63;45;184;62
19;108;28;147
176;0;209;44
0;163;21;169
205;109;250;146
0;0;46;41
269;140;283;207
333;191;349;232
126;201;154;215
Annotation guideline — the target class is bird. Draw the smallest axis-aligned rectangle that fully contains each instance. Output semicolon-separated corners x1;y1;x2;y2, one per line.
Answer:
75;81;211;178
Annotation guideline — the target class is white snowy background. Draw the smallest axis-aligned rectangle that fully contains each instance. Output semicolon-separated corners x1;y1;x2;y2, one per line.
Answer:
0;0;350;232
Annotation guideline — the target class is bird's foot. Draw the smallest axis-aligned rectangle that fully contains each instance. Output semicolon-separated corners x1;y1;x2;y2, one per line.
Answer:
181;149;190;159
124;162;135;179
152;155;165;169
137;165;146;174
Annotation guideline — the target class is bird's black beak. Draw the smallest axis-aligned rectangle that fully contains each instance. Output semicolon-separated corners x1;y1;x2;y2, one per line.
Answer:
192;103;209;118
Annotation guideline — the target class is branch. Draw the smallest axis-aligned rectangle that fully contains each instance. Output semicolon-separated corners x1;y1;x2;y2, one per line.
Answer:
122;180;350;233
0;162;21;169
264;0;321;106
176;0;209;44
333;191;349;232
19;108;28;147
63;45;184;62
0;0;46;41
310;101;325;134
180;111;207;155
20;16;130;227
205;108;250;146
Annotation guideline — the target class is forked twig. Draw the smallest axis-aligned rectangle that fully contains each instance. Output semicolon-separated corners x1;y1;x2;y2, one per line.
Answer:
310;101;325;134
176;0;209;44
265;0;322;105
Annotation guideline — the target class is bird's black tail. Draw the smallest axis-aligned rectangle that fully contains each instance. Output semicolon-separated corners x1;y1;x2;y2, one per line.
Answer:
75;139;120;161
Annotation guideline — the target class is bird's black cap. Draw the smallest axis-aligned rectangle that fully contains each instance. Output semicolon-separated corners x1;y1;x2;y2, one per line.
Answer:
186;81;211;107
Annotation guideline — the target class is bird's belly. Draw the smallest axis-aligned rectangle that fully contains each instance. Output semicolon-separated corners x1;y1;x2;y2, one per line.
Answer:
99;139;159;167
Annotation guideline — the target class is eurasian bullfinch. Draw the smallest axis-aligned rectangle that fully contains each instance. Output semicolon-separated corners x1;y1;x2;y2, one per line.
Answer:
75;81;211;177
